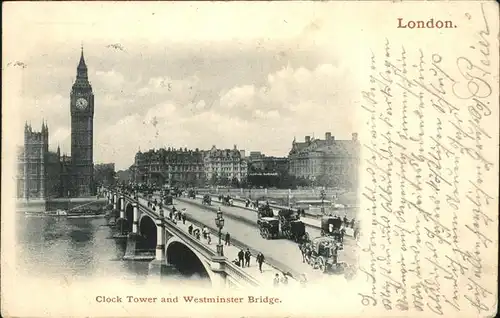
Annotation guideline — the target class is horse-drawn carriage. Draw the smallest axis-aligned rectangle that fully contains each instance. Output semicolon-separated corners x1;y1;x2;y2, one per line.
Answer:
187;190;196;199
169;187;181;198
202;194;212;205
163;194;173;205
257;204;274;218
221;195;233;206
301;236;348;273
278;209;309;243
320;216;345;244
257;206;309;242
258;217;280;239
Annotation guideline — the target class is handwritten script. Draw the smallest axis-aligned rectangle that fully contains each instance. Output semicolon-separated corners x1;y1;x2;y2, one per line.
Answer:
357;4;498;317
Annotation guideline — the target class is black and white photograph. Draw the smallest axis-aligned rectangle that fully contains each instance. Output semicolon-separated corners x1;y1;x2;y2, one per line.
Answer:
2;2;499;318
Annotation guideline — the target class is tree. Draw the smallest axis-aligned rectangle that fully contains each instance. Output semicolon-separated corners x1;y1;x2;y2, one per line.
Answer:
276;172;296;189
210;173;218;186
231;177;240;188
219;177;230;186
240;177;249;189
315;173;333;188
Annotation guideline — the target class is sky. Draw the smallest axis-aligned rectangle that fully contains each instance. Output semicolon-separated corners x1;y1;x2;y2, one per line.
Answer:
4;2;369;170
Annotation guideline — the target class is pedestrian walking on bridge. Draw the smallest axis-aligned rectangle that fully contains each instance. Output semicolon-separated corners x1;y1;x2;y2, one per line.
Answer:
225;232;231;246
238;249;244;267
181;208;187;224
244;248;251;267
281;273;289;285
273;274;280;287
256;252;265;273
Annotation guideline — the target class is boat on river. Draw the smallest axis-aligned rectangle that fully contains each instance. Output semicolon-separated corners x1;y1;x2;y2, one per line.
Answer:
24;197;108;219
25;209;106;218
66;209;106;219
25;209;68;217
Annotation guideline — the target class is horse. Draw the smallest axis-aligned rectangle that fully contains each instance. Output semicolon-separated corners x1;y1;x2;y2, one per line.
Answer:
299;241;311;263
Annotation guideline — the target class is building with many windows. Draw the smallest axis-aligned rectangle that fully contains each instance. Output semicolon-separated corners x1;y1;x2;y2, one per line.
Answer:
203;145;248;184
130;147;205;187
130;145;248;187
288;132;360;189
248;153;289;174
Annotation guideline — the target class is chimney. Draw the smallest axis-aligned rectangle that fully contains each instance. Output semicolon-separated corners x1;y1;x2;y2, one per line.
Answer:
325;132;331;140
352;132;358;141
305;136;311;143
239;150;246;158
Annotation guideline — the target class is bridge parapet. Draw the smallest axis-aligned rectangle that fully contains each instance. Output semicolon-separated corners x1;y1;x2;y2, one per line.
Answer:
203;193;298;214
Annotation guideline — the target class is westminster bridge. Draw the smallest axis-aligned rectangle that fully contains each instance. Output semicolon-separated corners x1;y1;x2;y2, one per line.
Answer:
102;188;358;289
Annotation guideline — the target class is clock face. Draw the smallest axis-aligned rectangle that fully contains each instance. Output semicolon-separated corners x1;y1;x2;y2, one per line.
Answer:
76;98;88;110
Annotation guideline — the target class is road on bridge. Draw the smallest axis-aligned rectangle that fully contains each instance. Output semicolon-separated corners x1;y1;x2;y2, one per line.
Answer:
166;196;358;286
135;196;298;288
178;196;359;253
190;195;357;238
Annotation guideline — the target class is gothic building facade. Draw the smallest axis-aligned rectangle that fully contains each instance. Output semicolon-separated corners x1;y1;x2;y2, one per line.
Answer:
17;123;64;199
17;49;96;199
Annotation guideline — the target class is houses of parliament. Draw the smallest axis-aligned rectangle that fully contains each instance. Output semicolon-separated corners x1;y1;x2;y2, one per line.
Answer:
17;48;96;199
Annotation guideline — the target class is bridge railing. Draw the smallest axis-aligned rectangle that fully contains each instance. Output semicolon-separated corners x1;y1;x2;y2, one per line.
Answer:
201;193;297;211
119;192;261;287
195;187;343;199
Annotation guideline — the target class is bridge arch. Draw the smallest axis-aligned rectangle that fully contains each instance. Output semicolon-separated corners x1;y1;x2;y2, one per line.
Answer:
139;214;157;251
165;236;214;283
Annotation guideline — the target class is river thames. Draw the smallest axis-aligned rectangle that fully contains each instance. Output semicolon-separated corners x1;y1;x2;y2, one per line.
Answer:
15;213;209;287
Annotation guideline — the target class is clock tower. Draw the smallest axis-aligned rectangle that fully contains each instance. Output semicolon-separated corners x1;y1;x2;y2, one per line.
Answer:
70;47;94;197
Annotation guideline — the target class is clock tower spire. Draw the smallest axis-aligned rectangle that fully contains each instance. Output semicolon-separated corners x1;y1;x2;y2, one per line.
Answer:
77;45;88;78
70;47;94;197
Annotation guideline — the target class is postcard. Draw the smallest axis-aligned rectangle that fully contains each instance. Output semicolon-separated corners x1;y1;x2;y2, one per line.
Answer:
2;1;498;317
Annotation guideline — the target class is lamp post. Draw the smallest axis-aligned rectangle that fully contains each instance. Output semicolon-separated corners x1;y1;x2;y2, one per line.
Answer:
215;208;225;256
320;188;326;215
